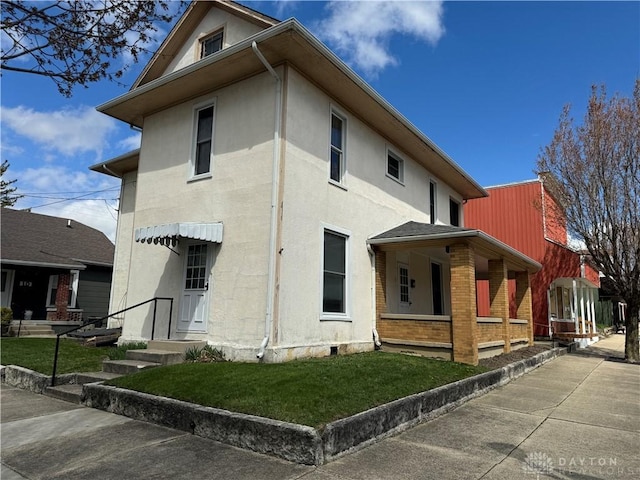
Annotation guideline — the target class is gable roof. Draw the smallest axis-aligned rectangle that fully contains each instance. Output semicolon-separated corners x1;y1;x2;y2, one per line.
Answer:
98;17;487;200
133;0;279;88
0;208;115;269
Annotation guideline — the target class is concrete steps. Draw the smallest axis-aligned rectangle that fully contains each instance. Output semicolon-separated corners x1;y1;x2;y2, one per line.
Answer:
126;349;184;365
102;359;162;375
10;324;55;337
45;384;84;404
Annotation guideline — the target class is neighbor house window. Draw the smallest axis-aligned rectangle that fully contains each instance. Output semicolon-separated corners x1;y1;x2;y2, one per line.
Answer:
193;104;215;177
429;180;437;224
322;229;349;317
387;150;404;183
46;271;79;308
450;198;460;227
330;112;345;183
200;31;223;58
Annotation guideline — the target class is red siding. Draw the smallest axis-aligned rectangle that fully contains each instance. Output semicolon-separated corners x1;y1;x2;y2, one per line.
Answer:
466;179;599;337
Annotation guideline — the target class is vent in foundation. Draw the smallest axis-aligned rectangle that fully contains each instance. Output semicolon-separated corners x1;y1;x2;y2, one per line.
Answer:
330;346;338;356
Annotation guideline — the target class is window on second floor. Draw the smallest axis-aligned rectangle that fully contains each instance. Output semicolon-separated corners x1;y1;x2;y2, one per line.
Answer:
330;112;345;184
200;31;223;58
192;104;215;177
450;198;460;227
386;150;404;184
429;180;437;224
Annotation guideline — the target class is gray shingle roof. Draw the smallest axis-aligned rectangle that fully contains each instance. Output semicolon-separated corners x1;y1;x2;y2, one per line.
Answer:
1;208;114;268
371;221;473;240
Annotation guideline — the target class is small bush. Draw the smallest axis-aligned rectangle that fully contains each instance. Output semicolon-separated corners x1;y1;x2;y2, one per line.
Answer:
1;307;13;325
107;341;148;360
184;344;226;363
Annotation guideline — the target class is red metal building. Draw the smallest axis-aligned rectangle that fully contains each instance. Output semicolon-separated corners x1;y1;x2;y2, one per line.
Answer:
464;178;600;343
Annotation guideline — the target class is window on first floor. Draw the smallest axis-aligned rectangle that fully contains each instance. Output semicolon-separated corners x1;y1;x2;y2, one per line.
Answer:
47;271;79;308
431;262;443;315
322;229;348;316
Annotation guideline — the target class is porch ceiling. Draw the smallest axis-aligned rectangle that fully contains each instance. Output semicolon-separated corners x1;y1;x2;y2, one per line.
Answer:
369;221;541;274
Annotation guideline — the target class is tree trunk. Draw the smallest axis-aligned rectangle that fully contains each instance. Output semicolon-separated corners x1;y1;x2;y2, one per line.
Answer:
624;299;639;363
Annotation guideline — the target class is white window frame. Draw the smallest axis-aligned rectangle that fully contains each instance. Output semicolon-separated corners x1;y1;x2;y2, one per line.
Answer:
320;224;351;321
449;197;461;227
46;270;79;308
429;179;438;224
189;100;216;181
329;108;347;188
398;262;410;309
386;148;405;185
199;29;224;59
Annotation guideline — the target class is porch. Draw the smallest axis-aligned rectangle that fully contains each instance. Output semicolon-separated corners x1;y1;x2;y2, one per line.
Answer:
369;222;541;366
548;277;600;347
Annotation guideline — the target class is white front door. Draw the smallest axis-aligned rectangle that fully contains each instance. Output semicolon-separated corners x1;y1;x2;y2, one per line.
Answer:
398;263;411;313
179;244;210;332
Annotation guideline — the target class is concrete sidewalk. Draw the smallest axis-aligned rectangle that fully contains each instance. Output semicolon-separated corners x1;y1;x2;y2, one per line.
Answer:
2;336;639;479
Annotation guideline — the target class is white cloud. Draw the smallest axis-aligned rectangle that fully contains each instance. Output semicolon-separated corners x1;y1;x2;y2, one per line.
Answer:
13;165;120;241
117;133;142;151
315;0;445;76
1;105;117;157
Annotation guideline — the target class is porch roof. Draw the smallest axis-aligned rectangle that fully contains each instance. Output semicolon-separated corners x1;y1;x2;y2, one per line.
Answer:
134;222;223;246
369;221;541;274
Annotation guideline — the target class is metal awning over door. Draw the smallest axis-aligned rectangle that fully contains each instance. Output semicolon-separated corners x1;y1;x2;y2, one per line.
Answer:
134;222;223;246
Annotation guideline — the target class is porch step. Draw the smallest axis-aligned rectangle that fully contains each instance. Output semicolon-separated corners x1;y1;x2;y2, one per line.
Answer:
75;371;122;384
102;359;161;375
125;349;184;365
147;340;207;354
44;384;84;404
11;325;55;336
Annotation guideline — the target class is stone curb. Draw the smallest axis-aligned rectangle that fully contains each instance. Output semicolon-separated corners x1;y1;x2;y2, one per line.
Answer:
1;346;567;465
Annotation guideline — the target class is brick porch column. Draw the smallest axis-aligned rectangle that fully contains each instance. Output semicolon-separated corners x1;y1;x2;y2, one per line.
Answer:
488;259;510;353
515;271;534;345
450;243;478;365
55;273;70;321
375;250;387;323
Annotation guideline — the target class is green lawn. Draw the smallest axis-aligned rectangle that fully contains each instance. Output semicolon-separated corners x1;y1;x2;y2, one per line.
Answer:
1;338;112;374
109;351;488;428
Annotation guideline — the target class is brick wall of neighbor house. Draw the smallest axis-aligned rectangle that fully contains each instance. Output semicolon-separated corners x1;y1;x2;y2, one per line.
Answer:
450;244;478;365
476;322;502;343
515;271;534;344
54;273;69;320
375;251;387;322
510;322;530;340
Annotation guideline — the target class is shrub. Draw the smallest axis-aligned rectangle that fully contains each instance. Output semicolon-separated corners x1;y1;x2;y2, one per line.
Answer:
1;307;13;325
184;344;226;363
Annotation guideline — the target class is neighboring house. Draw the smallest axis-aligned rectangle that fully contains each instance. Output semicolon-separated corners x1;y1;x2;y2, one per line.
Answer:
0;208;114;324
91;0;540;365
465;178;601;347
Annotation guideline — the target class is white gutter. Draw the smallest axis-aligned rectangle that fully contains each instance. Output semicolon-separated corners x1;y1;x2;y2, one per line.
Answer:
0;259;87;270
252;41;282;360
367;244;382;348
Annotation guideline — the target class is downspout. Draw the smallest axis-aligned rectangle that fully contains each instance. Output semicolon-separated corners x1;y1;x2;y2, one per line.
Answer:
367;243;382;348
252;41;281;359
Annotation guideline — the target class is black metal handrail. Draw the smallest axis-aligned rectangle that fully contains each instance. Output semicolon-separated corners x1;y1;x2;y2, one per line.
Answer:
51;297;173;386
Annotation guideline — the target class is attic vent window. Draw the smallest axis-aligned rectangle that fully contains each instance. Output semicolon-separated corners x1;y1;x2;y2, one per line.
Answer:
200;31;223;58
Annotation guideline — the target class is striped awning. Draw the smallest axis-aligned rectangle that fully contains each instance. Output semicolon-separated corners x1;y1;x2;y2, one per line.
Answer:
134;222;223;246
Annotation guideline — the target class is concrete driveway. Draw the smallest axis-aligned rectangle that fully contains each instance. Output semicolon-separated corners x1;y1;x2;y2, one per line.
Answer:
2;334;639;479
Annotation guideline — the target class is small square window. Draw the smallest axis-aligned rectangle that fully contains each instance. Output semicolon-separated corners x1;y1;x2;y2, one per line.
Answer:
387;151;404;183
201;31;223;58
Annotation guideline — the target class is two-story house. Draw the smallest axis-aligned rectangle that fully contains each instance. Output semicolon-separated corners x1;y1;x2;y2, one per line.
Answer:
92;0;540;365
465;177;601;347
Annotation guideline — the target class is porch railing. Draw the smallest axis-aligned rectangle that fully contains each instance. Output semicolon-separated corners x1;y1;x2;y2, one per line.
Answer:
51;297;173;386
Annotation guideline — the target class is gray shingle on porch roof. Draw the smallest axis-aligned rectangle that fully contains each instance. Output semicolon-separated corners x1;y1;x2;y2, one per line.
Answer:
371;221;473;240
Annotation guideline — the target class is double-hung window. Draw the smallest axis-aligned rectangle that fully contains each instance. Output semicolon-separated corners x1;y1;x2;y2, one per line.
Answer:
322;229;349;318
450;198;460;227
387;150;404;183
193;105;215;177
200;31;223;58
429;180;437;224
330;112;345;183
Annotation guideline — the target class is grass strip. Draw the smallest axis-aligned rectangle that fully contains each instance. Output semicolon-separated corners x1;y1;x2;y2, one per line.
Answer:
109;351;487;428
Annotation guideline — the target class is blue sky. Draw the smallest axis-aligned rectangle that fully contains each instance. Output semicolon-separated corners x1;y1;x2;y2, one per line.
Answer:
2;1;638;241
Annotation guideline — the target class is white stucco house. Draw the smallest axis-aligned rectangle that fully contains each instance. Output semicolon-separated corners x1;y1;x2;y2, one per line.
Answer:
92;0;540;365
